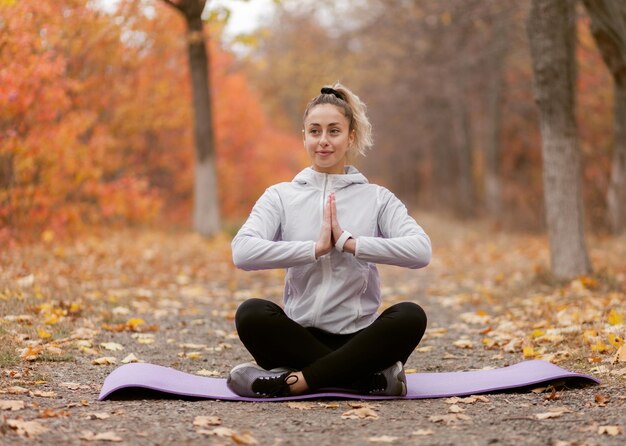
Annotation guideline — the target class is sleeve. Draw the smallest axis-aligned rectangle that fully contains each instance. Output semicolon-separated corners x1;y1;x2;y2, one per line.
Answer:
354;187;432;269
231;187;317;271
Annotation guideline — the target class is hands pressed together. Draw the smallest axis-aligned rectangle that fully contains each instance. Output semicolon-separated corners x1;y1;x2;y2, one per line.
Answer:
315;193;356;258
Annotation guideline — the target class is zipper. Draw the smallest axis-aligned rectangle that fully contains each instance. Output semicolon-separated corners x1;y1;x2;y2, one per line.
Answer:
313;174;331;327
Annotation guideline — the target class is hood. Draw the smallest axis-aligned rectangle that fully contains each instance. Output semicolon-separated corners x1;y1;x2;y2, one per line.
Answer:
292;166;368;191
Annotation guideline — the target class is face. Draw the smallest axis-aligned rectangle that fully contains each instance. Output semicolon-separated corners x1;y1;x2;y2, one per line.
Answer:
303;103;355;174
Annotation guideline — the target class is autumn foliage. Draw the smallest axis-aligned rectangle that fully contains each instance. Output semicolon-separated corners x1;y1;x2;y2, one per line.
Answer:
0;0;305;243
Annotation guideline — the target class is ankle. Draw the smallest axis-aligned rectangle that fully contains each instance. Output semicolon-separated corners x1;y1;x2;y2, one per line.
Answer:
287;372;309;395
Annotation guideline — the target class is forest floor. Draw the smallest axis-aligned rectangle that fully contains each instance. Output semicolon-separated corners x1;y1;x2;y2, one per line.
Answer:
0;214;625;445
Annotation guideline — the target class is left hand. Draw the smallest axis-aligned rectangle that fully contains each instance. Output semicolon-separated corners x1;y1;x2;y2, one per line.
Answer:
329;193;356;254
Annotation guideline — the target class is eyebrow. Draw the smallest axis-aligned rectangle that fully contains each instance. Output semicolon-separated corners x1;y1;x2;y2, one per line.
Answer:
307;122;344;127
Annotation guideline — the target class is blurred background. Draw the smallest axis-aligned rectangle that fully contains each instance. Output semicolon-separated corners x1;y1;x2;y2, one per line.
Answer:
0;0;617;242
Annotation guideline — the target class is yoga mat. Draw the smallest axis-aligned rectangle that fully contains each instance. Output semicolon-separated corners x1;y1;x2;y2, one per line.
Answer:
98;360;598;402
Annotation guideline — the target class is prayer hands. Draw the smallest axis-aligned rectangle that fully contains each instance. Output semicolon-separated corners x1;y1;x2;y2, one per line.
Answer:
315;193;355;258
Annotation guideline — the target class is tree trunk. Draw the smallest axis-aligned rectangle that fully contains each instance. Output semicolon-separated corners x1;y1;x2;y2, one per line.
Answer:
162;0;220;236
484;22;508;217
456;95;476;218
527;0;592;279
581;0;626;234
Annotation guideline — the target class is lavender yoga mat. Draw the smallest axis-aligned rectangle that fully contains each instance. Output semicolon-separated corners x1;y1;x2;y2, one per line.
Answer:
98;360;598;402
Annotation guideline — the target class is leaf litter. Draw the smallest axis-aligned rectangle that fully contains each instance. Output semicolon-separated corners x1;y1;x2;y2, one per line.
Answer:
0;224;623;443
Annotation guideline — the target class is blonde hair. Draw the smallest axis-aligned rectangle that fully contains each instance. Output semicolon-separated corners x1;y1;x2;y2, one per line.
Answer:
303;82;373;162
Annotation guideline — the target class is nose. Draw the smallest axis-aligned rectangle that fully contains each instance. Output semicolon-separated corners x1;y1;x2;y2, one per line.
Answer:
319;132;330;147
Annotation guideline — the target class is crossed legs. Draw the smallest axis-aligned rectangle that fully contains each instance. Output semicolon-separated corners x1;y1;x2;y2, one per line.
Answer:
234;298;427;392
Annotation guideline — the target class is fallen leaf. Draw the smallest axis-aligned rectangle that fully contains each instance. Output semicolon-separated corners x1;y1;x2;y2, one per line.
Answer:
183;351;202;360
412;429;434;436
428;414;472;425
2;386;29;395
100;342;124;351
85;412;111;420
60;382;81;390
121;353;141;364
598;425;622;436
342;407;379;420
607;309;623;326
613;344;626;363
232;431;258;445
368;435;398;443
37;328;53;339
196;369;221;377
287;402;316;410
535;407;571;420
80;431;123;442
0;400;25;411
415;346;433;353
92;356;117;365
404;368;417;374
19;345;44;361
445;395;489;404
198;427;236;437
448;404;465;413
318;403;339;409
453;339;474;349
193;416;222;427
594;394;610;407
38;408;70;418
6;419;48;437
180;343;207;349
30;390;56;398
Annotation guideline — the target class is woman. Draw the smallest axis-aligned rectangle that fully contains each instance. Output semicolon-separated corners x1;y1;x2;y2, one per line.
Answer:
227;84;431;398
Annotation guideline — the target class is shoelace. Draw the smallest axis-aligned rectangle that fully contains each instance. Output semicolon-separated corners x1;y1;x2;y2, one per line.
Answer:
368;372;388;393
251;372;298;397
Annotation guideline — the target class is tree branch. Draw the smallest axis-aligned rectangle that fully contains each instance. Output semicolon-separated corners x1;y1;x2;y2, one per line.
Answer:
160;0;184;13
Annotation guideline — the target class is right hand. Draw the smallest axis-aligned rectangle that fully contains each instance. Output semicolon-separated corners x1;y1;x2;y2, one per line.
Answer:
315;194;333;258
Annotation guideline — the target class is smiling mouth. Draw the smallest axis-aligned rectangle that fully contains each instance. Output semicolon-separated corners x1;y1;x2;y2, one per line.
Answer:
317;151;333;156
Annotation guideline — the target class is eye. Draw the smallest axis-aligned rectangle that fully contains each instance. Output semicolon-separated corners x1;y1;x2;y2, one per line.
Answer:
308;128;320;135
330;128;341;135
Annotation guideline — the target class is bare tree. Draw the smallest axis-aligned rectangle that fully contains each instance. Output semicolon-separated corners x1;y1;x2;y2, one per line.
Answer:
161;0;219;236
582;0;626;234
527;0;591;279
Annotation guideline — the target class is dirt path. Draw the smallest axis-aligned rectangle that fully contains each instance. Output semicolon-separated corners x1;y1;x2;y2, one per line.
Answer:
1;217;624;445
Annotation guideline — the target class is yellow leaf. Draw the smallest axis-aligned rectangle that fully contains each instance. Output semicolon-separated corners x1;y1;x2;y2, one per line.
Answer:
37;328;52;339
608;309;623;326
126;318;145;330
41;230;54;243
590;341;608;353
608;333;623;348
523;345;536;358
186;352;203;360
530;330;545;338
44;313;60;325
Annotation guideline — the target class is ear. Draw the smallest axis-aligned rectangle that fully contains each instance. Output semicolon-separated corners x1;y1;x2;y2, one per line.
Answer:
302;129;306;146
349;129;356;146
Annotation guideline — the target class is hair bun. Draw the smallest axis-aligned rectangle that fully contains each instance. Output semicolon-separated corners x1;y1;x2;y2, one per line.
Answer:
321;87;342;99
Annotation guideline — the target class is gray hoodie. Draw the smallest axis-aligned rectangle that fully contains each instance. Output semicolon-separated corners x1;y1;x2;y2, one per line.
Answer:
232;166;431;334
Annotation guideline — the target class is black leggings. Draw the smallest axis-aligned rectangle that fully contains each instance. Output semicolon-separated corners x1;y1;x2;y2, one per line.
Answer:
235;298;427;391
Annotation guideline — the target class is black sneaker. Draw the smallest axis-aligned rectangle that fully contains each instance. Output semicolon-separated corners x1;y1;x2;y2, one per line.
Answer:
227;362;297;398
367;361;407;396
